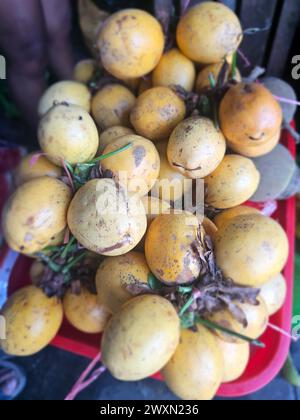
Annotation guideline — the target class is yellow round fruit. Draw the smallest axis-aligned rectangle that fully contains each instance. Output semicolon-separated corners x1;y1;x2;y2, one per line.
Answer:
2;177;71;255
202;216;218;239
73;59;97;84
38;81;91;116
63;287;111;334
38;103;99;167
98;126;134;155
14;152;62;186
226;129;281;158
0;286;63;356
152;48;196;92
97;9;164;79
101;294;180;381
162;326;223;400
30;260;45;285
91;84;136;130
145;212;201;284
101;134;160;196
130;87;186;142
259;273;287;316
177;2;243;64
167;117;226;179
96;251;150;313
216;338;250;383
196;62;242;93
214;205;260;229
205;155;260;209
67;179;147;256
208;297;269;344
215;214;289;287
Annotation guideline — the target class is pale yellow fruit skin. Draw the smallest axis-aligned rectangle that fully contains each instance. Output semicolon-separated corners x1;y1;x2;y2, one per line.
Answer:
91;84;136;130
177;2;243;64
152;48;196;92
97;9;164;79
73;59;97;84
141;196;171;226
145;213;201;285
0;286;63;356
196;62;242;93
215;214;289;287
162;326;223;400
2;177;71;255
130;87;186;142
214;205;260;229
101;134;160;196
260;273;287;316
30;260;45;285
63;287;111;334
14;153;62;186
38;81;91;116
216;338;250;383
67;179;147;256
98;126;134;155
152;140;191;203
38;103;99;167
205;155;260;209
208;298;269;344
102;294;180;381
96;251;150;314
167;117;226;179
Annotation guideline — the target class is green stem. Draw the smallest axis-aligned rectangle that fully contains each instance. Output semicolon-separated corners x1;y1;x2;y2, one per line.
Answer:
62;251;88;274
89;143;133;164
61;236;76;260
179;295;195;317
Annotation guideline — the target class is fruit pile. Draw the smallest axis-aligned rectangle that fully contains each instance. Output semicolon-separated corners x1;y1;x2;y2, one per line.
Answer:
0;2;297;400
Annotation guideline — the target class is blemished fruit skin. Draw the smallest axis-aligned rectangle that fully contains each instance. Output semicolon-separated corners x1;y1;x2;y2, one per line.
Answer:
101;295;180;381
215;214;289;287
209;298;269;344
14;152;62;186
67;179;147;256
167;117;226;179
0;286;63;356
161;326;223;400
196;62;242;93
216;338;250;383
97;9;165;79
227;129;281;159
205;155;260;209
177;2;243;64
152;48;196;92
96;251;150;314
38;81;91;116
130;87;186;142
2;177;72;255
100;134;160;196
145;213;201;285
259;273;287;316
214;206;260;229
38;103;99;167
73;59;97;84
63;287;111;334
219;83;283;156
91;84;136;131
98;126;134;155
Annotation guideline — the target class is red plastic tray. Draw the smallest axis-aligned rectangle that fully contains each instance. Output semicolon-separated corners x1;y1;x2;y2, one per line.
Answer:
0;129;296;398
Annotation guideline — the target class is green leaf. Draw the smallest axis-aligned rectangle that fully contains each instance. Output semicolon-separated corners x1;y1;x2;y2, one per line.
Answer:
62;251;88;274
181;312;195;329
179;294;195;317
282;353;300;387
208;72;216;89
178;286;193;294
61;236;76;260
147;273;164;291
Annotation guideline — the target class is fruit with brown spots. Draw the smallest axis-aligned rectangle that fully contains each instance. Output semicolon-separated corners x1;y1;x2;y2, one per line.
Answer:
67;179;147;256
167;117;226;179
196;62;242;93
2;177;71;255
215;214;289;287
98;126;134;155
161;326;223;400
130;87;186;142
100;134;160;196
97;9;164;79
0;286;63;356
96;251;150;313
38;103;99;167
205;155;260;209
101;294;180;381
177;2;243;64
91;84;136;130
214;205;260;229
145;212;202;285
